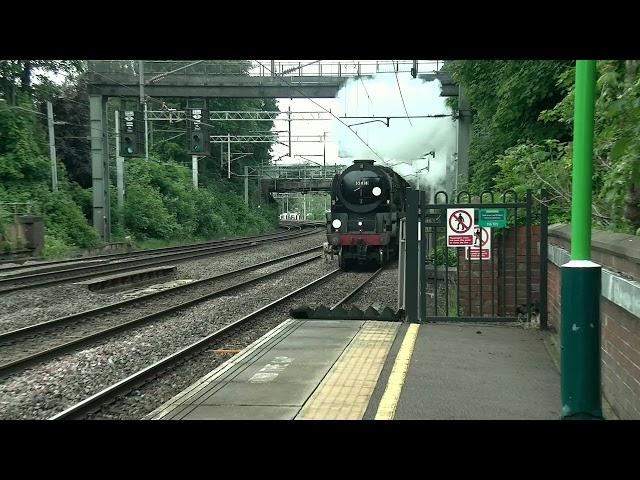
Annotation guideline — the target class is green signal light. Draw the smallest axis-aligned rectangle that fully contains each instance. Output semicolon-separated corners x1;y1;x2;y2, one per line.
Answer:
123;136;134;155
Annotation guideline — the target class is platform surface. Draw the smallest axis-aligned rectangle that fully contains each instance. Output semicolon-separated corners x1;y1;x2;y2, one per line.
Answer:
148;319;378;420
388;323;561;420
149;319;561;420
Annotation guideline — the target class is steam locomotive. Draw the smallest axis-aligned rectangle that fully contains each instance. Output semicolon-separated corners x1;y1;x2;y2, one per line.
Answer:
326;159;410;269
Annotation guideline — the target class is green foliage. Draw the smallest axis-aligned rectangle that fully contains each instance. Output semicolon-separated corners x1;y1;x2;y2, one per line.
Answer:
447;59;640;234
42;234;73;259
0;60;285;256
0;60;83;103
430;244;457;267
118;157;278;242
445;60;573;193
0;240;11;253
280;194;330;221
0;96;99;254
40;190;99;247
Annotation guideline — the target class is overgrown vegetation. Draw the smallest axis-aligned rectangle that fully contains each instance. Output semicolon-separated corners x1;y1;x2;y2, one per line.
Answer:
0;94;99;255
444;60;640;234
279;194;330;221
113;156;278;241
0;60;281;257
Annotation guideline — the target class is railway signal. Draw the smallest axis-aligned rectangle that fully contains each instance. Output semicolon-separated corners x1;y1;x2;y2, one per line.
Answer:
186;108;208;155
119;111;144;157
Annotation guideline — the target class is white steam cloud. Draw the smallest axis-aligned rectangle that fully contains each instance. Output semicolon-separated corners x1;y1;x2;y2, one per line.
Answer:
331;74;457;193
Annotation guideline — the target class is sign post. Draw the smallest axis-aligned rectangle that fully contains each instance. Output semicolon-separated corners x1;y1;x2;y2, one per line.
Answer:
560;60;603;420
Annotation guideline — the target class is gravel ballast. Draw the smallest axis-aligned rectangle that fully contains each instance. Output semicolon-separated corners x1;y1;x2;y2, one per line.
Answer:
0;255;353;420
0;251;322;368
88;269;377;420
0;231;325;333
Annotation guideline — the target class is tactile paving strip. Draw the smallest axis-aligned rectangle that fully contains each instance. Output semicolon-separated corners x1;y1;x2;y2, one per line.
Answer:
295;321;399;420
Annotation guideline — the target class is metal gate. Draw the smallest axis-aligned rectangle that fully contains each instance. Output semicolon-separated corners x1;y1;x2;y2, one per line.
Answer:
403;188;548;327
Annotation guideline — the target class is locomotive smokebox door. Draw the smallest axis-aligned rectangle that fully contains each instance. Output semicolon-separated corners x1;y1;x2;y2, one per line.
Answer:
328;160;410;269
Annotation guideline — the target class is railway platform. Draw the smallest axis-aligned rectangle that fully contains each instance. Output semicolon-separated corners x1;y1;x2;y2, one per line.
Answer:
147;317;562;420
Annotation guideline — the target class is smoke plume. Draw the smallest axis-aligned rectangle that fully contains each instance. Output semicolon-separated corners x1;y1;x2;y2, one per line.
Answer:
331;74;457;193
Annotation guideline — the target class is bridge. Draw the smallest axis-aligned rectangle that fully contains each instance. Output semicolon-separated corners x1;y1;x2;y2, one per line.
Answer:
86;60;469;241
242;164;346;204
87;60;455;98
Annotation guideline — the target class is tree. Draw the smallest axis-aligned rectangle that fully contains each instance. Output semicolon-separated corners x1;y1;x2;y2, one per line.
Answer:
444;60;573;192
44;68;92;187
0;60;82;104
448;59;640;233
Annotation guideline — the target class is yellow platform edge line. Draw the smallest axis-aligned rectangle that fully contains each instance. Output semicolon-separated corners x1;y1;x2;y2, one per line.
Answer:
374;323;420;420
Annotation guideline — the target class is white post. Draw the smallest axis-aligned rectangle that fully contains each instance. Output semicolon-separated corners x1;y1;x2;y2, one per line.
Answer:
144;101;149;160
244;165;249;205
227;133;231;179
192;155;198;189
139;60;149;161
115;110;124;224
323;131;326;177
303;193;306;220
288;106;292;158
46;101;58;192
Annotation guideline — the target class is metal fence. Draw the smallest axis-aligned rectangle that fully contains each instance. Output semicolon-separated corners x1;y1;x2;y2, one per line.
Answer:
402;189;548;327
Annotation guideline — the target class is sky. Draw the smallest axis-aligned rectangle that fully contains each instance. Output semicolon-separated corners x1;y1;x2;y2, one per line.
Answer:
271;61;458;192
272;97;339;164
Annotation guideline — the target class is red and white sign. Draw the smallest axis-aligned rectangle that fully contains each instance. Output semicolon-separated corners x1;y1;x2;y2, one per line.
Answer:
447;208;474;247
465;225;491;260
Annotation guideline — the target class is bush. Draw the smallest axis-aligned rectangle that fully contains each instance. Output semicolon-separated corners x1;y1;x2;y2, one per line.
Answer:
121;158;278;243
0;102;99;253
42;234;72;258
124;183;180;240
40;190;99;247
431;244;458;267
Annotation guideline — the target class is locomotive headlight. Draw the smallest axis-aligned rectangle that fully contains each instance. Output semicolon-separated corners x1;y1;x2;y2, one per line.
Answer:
372;186;382;197
332;219;342;229
358;221;363;226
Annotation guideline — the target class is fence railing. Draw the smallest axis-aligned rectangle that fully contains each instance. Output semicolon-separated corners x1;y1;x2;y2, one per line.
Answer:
88;60;443;80
259;164;345;180
0;202;34;216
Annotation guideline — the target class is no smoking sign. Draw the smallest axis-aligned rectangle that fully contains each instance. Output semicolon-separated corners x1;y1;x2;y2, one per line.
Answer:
446;208;474;247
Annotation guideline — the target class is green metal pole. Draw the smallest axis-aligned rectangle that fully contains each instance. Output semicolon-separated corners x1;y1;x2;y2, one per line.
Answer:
571;61;596;261
560;60;603;420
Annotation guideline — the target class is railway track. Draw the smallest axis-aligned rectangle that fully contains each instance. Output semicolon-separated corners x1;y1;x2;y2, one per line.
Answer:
47;266;385;420
0;225;306;274
0;226;320;295
0;246;324;378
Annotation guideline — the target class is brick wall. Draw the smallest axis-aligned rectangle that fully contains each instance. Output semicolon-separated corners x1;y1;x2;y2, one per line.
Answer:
458;225;541;317
547;225;640;419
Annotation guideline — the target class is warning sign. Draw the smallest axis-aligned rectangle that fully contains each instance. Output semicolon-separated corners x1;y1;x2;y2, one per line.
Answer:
465;226;491;260
447;208;474;247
